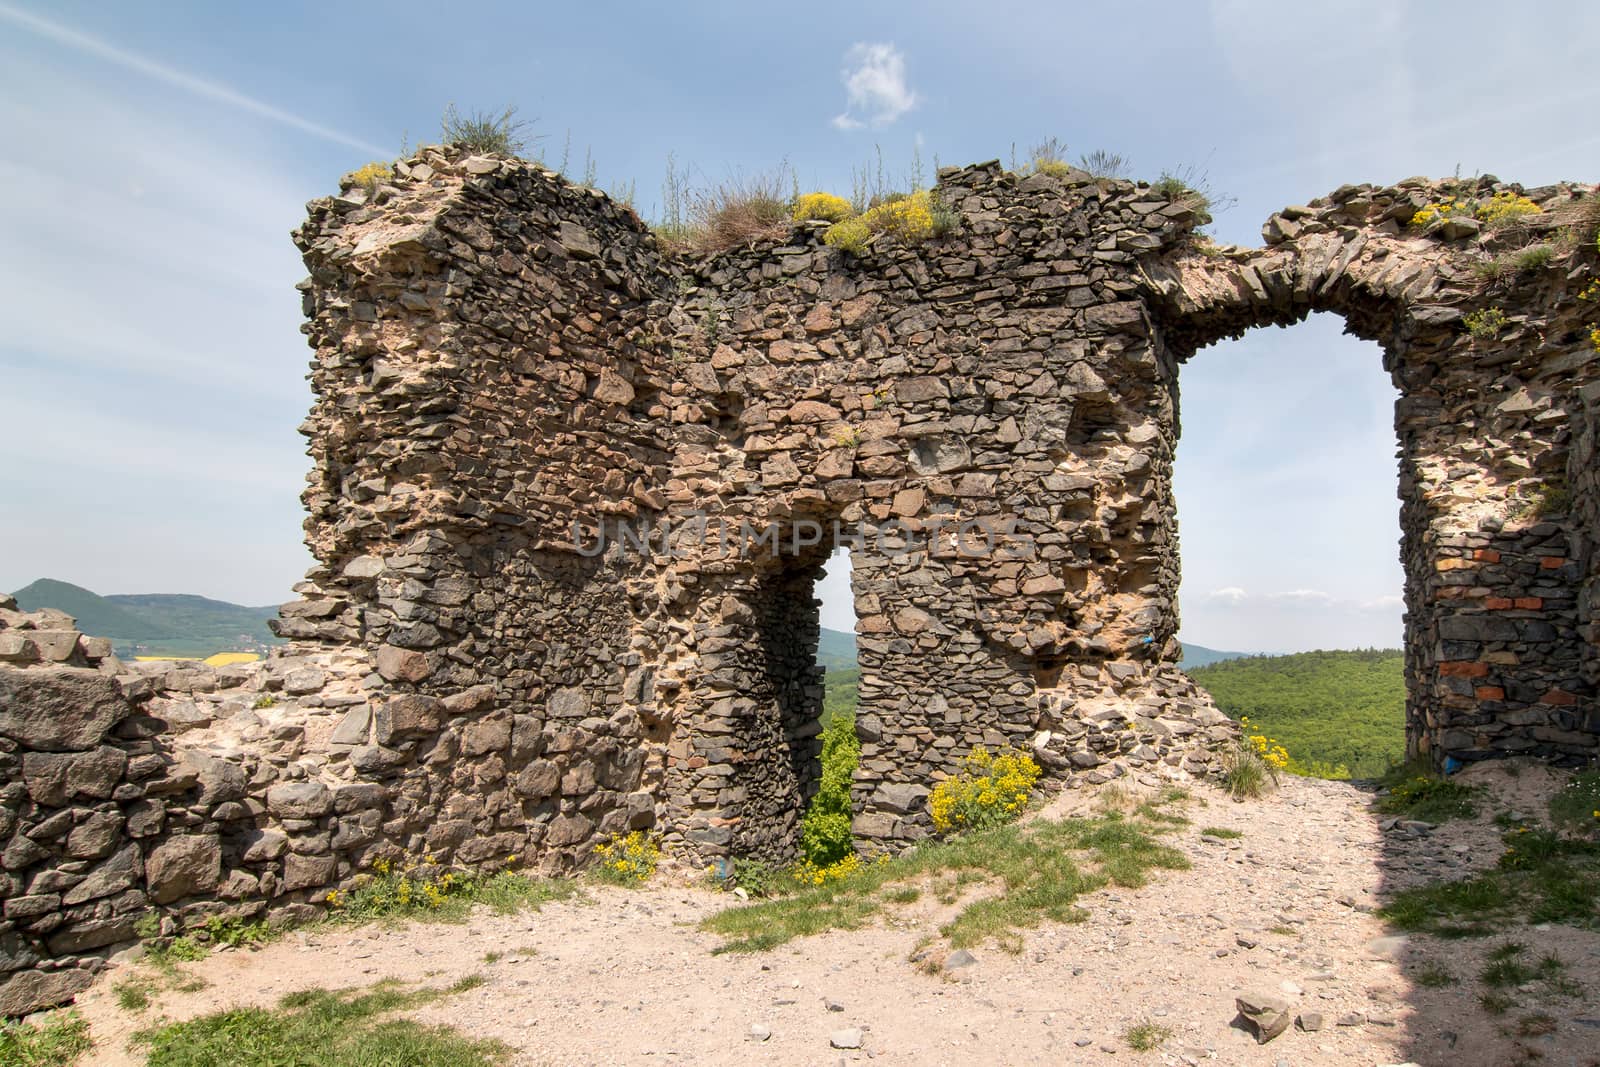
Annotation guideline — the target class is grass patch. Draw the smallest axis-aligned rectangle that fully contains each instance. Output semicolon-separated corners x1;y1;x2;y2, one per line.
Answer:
1550;768;1600;830
1124;1020;1173;1051
439;104;530;157
1376;763;1477;822
328;865;578;925
1377;826;1600;935
115;975;157;1011
702;805;1190;955
1412;963;1457;988
1200;826;1243;839
134;979;508;1067
0;1012;92;1066
1221;741;1276;799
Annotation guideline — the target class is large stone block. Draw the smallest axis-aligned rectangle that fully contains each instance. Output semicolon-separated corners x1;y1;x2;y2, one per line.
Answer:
0;666;129;751
0;967;92;1017
22;747;127;806
146;834;222;904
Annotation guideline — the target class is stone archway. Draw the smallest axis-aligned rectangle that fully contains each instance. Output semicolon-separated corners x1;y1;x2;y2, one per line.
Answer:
286;149;1599;865
1142;184;1598;768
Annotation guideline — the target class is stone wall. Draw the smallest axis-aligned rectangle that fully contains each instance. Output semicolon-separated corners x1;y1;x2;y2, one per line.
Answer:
3;145;1596;1014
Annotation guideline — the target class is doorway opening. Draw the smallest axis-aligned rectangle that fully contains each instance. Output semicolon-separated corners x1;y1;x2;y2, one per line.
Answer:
1174;312;1405;779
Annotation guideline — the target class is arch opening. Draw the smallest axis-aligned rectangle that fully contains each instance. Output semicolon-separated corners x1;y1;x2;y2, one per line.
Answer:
1174;312;1407;777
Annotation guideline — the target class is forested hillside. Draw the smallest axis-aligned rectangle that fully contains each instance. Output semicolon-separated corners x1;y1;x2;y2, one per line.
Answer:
1188;649;1406;778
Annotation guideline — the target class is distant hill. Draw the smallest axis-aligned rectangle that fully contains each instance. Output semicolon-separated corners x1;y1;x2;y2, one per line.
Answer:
817;627;857;670
1178;642;1253;671
10;579;282;657
1188;648;1406;778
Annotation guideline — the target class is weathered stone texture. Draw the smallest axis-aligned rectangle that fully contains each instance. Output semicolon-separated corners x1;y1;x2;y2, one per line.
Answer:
0;151;1595;1015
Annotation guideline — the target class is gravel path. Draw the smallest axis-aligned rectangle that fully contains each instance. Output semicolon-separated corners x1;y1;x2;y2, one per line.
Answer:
70;770;1600;1066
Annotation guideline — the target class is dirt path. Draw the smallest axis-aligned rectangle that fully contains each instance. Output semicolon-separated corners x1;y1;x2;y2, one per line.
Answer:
70;772;1600;1066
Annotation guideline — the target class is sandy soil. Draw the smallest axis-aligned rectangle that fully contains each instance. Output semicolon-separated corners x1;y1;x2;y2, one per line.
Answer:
68;767;1600;1067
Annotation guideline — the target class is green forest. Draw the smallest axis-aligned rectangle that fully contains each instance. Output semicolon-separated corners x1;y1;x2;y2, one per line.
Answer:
1188;649;1406;778
820;649;1406;780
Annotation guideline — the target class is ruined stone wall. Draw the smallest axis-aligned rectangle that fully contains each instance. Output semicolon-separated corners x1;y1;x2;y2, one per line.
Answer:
3;145;1596;1015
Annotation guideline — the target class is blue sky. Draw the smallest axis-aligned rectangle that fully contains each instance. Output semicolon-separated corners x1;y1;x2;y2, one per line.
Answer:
3;1;1597;651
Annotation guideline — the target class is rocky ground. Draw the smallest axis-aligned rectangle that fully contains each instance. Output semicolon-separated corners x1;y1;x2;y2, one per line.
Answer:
65;767;1600;1067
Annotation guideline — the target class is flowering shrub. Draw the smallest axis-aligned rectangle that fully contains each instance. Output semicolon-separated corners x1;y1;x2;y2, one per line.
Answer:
1411;196;1473;229
326;855;461;917
929;746;1042;835
1477;191;1541;228
1413;190;1541;231
792;191;855;222
790;854;863;886
1463;306;1508;339
823;216;872;255
344;161;393;193
823;189;958;255
1238;717;1289;771
592;830;660;885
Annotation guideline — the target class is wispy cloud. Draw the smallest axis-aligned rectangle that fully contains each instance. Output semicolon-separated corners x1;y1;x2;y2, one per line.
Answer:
1204;586;1249;606
831;43;918;130
1267;588;1335;605
0;1;389;155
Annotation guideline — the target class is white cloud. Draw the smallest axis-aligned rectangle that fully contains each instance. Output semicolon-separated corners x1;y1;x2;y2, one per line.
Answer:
1266;589;1335;605
1361;594;1405;612
1205;586;1249;605
832;43;918;130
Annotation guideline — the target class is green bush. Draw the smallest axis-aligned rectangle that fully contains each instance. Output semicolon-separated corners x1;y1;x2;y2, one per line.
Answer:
800;712;860;865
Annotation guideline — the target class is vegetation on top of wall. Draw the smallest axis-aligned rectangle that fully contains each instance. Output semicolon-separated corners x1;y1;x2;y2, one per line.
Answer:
822;188;959;255
440;103;532;156
1413;188;1542;232
792;191;854;222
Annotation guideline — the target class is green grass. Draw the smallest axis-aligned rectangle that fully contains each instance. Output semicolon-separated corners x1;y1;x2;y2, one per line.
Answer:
329;869;578;925
439;104;529;156
1378;827;1600;936
1123;1020;1173;1051
703;805;1190;955
1412;963;1457;988
1550;769;1600;830
115;976;156;1011
1189;649;1404;778
134;978;507;1067
1376;763;1477;823
1221;743;1275;799
0;1012;92;1067
1200;827;1242;839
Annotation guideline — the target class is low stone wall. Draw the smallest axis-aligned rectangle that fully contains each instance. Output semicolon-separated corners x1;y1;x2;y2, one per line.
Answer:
0;594;655;1015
